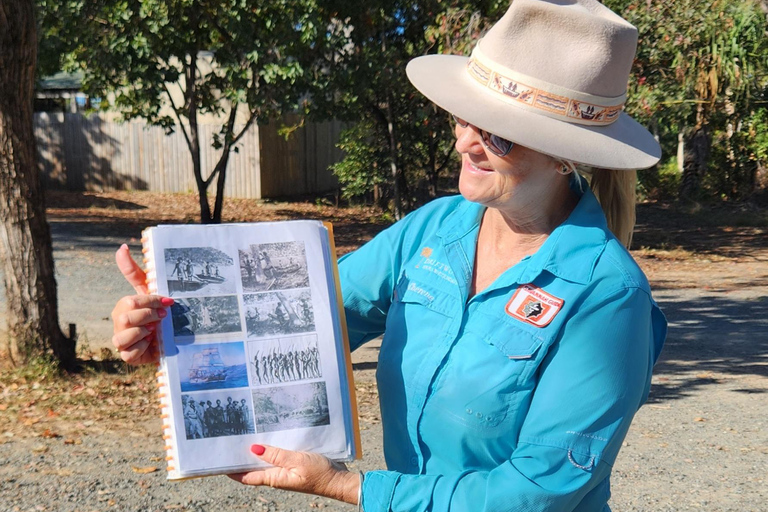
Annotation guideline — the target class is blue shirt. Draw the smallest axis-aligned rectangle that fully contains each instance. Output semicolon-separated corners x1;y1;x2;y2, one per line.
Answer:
339;186;667;512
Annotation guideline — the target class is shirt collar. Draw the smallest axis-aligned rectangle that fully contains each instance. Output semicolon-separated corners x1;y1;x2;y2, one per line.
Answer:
436;177;610;286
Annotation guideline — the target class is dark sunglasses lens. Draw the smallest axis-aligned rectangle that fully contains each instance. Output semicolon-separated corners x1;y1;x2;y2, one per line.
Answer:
485;133;514;156
452;115;469;128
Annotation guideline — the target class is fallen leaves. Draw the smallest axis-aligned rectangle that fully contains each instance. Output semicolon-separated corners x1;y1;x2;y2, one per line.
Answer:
131;466;158;474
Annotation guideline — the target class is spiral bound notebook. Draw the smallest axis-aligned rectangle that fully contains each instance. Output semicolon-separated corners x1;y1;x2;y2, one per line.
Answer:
142;220;361;480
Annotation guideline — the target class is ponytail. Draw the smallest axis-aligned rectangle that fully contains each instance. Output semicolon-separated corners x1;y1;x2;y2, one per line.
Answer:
588;168;637;249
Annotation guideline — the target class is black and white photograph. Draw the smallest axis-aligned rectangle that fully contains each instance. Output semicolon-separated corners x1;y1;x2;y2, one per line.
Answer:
177;341;249;392
164;247;237;296
181;389;255;440
243;289;315;338
239;241;309;292
246;335;322;386
171;296;242;337
251;382;330;433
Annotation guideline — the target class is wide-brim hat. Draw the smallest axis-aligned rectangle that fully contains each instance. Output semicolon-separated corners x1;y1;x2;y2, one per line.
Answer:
406;0;661;170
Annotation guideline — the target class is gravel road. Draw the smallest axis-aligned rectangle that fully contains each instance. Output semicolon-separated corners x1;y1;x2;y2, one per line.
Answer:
1;215;766;512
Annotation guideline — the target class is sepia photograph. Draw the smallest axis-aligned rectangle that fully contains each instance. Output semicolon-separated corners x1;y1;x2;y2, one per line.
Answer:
171;296;242;337
246;335;322;386
251;382;330;434
181;389;255;440
164;247;237;296
243;289;315;338
239;241;309;292
177;341;249;392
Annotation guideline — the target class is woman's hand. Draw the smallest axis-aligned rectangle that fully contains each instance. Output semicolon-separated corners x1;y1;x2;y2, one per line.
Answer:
229;445;360;505
111;244;173;365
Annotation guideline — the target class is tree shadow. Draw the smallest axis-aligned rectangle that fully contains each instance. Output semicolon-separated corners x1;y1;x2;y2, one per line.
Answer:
634;202;768;259
648;294;768;403
36;113;149;193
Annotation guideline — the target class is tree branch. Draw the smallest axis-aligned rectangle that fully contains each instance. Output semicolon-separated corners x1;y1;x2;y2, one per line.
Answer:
163;82;192;153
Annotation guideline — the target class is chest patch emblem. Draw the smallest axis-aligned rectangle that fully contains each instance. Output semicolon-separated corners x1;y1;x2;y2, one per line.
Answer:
506;284;564;327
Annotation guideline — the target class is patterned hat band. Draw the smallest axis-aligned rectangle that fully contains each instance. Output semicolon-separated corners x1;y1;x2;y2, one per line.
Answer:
466;47;626;127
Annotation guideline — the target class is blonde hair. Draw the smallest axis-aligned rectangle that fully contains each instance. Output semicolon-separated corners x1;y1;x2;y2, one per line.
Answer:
588;168;637;249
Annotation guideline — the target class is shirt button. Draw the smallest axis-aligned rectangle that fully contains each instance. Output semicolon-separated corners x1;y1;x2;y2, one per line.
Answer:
466;408;472;414
410;456;418;465
476;412;483;419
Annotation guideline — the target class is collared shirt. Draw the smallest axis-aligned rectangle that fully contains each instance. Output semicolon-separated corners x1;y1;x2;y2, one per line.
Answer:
339;186;667;512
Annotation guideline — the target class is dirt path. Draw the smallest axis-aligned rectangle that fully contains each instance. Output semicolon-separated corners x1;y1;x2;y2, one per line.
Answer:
1;192;766;511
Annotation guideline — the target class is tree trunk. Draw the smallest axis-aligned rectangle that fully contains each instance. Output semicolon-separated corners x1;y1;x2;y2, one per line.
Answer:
0;0;74;368
679;125;711;200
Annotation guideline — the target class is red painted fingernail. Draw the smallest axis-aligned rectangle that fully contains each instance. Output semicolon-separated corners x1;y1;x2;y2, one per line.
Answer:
158;309;168;318
146;323;157;332
160;298;175;306
251;444;266;456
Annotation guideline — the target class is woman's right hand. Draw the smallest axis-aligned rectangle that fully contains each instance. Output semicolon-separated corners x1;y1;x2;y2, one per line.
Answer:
111;244;174;365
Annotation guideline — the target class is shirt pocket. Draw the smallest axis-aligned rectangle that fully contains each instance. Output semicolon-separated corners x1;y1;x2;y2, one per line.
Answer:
378;274;457;403
447;313;545;434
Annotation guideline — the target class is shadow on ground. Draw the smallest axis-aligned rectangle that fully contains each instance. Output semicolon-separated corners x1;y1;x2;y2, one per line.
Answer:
649;294;768;403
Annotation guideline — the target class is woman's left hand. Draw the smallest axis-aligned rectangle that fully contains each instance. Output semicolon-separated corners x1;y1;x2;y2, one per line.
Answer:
228;444;359;505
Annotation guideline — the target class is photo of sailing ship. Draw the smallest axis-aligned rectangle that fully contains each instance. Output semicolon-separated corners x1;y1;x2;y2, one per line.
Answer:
239;241;309;293
251;381;330;434
164;247;237;297
177;341;249;392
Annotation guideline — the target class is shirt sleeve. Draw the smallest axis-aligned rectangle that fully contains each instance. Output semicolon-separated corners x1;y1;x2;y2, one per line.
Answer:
338;217;412;351
361;286;667;512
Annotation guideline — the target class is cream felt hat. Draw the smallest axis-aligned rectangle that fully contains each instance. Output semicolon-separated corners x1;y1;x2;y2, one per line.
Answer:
406;0;661;170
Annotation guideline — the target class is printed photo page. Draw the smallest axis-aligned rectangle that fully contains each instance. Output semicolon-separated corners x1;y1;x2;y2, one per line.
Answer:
144;220;357;479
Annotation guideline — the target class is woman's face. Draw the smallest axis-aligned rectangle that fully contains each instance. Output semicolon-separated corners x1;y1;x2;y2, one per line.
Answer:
454;122;560;213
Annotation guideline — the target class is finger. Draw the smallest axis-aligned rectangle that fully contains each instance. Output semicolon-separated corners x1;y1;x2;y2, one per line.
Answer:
112;324;155;352
119;337;151;365
251;444;302;468
228;471;268;487
112;296;173;327
116;244;149;294
118;306;168;330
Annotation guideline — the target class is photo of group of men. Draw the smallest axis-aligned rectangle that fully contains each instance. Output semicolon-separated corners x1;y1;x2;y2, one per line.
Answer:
164;247;237;296
247;335;322;386
181;390;255;440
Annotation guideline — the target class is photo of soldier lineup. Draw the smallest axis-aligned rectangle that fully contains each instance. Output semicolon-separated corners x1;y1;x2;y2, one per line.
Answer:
239;241;310;293
181;389;255;440
164;247;238;296
246;335;322;386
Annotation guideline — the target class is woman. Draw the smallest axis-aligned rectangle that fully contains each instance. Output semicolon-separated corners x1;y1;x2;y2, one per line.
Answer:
112;0;667;510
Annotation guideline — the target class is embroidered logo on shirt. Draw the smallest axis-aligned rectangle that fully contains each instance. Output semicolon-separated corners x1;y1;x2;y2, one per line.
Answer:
505;284;564;327
420;247;433;258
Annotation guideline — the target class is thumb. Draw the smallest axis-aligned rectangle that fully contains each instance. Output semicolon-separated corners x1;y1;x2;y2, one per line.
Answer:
116;244;149;295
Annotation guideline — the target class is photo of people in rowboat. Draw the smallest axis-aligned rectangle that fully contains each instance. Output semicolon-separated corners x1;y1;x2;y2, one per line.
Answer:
246;335;322;387
181;389;255;440
177;341;249;392
251;381;330;434
164;247;237;296
171;296;242;338
243;289;315;338
239;241;309;293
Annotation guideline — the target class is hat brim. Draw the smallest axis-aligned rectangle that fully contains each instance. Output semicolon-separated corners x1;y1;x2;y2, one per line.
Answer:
406;55;661;170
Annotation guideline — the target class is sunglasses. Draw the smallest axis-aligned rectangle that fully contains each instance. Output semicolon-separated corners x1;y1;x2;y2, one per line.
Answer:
452;115;514;157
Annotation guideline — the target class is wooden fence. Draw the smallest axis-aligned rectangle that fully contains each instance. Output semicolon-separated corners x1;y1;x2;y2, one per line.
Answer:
34;113;344;199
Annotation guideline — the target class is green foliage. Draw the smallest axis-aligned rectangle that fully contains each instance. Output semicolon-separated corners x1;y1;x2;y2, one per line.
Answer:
638;158;682;201
604;0;768;200
314;0;507;215
37;0;328;222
